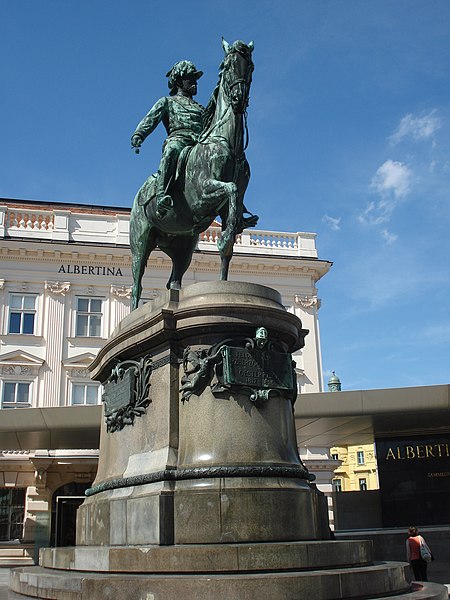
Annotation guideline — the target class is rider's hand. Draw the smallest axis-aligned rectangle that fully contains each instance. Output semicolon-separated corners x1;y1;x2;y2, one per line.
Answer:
131;135;142;149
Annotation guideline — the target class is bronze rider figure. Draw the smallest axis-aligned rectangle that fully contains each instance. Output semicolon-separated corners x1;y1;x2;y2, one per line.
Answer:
131;60;204;219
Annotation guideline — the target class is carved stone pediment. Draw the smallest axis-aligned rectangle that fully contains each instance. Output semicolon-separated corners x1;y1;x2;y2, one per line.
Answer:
62;352;97;378
0;350;44;376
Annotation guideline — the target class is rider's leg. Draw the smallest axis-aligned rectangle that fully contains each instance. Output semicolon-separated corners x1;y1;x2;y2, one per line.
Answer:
156;144;180;218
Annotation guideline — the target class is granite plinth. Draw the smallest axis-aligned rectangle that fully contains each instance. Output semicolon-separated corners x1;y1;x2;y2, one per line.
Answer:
40;540;372;572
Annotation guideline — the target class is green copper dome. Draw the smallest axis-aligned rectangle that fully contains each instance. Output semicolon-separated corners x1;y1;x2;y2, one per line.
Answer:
328;371;341;392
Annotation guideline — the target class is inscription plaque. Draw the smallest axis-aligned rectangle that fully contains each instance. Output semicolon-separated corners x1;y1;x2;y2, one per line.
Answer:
102;356;152;433
180;328;297;404
222;346;294;390
103;369;135;416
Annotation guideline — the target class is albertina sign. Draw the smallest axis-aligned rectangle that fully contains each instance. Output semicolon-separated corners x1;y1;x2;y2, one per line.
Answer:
58;265;124;276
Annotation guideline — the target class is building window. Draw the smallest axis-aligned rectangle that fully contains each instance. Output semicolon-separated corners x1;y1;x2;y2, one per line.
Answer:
8;294;37;334
0;488;26;541
333;478;342;492
331;453;339;461
359;478;367;491
357;450;365;465
71;383;100;405
75;298;102;337
1;382;31;409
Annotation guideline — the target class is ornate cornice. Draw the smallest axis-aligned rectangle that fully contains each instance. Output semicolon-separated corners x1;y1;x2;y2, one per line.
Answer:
45;281;71;296
0;246;329;278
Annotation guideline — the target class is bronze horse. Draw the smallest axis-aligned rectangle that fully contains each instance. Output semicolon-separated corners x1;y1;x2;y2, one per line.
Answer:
130;39;257;309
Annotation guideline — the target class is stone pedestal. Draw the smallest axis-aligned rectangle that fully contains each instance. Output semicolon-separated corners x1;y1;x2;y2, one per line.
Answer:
77;281;327;546
9;283;448;599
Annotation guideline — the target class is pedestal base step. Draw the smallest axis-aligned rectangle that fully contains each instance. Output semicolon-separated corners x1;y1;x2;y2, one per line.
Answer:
9;563;448;600
40;540;372;573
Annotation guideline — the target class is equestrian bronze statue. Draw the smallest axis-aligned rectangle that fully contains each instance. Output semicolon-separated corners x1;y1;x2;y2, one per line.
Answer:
129;39;258;309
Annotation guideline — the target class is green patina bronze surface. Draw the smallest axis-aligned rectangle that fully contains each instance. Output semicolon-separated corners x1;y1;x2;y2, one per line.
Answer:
129;39;258;310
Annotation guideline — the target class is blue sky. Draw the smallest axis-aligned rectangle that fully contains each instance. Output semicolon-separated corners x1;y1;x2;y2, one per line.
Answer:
2;1;449;391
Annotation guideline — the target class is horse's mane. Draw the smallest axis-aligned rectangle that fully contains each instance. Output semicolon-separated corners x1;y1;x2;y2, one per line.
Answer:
202;79;221;133
201;42;253;137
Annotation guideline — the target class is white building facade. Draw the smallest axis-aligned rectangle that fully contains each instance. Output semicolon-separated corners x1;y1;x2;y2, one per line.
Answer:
0;198;333;557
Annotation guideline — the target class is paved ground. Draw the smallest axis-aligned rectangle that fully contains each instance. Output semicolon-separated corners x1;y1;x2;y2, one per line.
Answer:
0;570;10;600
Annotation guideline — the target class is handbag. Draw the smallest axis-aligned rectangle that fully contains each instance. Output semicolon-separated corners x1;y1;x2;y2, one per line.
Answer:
419;538;432;563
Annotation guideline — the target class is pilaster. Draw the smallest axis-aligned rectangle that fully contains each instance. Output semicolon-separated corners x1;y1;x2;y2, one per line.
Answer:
110;285;131;330
41;282;70;406
294;293;324;393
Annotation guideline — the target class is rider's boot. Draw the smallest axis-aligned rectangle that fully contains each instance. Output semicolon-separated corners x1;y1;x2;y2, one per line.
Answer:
155;194;173;219
155;151;176;219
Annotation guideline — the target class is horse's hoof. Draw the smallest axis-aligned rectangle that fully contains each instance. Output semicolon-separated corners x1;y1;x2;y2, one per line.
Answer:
170;281;181;291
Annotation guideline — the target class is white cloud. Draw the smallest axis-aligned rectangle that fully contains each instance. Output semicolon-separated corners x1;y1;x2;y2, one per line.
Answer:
371;159;412;199
381;229;397;245
358;160;412;226
322;214;341;230
390;110;440;144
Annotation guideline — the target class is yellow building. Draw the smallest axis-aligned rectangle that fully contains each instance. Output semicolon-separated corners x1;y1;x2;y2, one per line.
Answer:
327;373;379;492
330;444;379;492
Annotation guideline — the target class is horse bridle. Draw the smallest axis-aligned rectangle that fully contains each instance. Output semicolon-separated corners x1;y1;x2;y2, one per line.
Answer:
199;49;253;150
222;52;253;150
222;50;253;107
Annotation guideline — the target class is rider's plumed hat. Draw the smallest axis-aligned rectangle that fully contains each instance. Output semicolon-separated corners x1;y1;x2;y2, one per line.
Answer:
166;60;203;95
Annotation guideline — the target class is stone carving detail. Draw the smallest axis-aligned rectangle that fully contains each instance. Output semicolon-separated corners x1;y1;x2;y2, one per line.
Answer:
102;356;152;433
1;365;33;376
70;368;90;379
294;294;321;309
181;327;297;405
35;469;47;488
0;279;5;290
45;281;71;296
111;284;132;299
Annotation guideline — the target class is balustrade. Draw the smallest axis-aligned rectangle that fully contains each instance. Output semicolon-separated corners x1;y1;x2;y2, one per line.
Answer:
6;210;54;231
1;205;317;258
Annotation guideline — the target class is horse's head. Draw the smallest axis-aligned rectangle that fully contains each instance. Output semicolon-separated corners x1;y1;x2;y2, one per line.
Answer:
221;39;254;114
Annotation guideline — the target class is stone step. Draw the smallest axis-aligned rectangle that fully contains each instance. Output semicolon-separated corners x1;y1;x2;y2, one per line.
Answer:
9;562;448;600
40;540;373;573
0;556;34;569
0;547;33;559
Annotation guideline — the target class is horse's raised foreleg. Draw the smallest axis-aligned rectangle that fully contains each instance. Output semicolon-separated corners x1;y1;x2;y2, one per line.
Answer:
202;178;241;280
